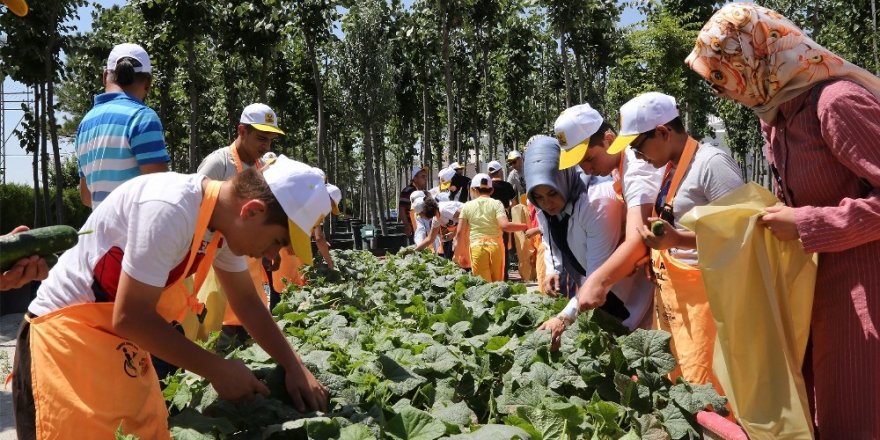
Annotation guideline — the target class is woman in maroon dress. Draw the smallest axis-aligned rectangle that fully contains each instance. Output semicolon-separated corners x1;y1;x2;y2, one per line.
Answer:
686;4;880;437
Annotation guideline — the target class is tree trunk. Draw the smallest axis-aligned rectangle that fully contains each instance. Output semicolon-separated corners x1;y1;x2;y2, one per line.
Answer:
305;33;327;171
442;10;456;164
45;4;63;224
31;86;42;227
223;56;238;141
560;26;571;108
574;51;584;104
39;83;51;225
422;85;432;170
186;39;200;172
873;0;879;75
372;124;387;234
473;129;480;172
363;123;381;229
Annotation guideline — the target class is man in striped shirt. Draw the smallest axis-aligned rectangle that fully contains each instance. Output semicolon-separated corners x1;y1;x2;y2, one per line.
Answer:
76;43;170;209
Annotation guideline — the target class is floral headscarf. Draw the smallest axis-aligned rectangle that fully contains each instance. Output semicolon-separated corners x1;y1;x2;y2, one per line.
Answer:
685;3;880;123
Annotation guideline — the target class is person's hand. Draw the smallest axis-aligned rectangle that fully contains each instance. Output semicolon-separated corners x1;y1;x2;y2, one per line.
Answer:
284;360;329;413
209;359;270;402
576;281;608;311
537;316;566;351
637;217;681;250
525;227;541;239
758;205;800;241
542;273;560;297
1;226;50;291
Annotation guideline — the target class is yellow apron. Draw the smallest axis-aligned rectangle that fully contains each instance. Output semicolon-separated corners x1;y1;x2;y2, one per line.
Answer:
649;138;725;394
27;181;222;439
510;204;535;281
470;236;505;282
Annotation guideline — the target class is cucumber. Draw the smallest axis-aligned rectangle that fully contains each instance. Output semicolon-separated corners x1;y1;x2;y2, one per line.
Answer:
651;220;666;237
0;225;80;271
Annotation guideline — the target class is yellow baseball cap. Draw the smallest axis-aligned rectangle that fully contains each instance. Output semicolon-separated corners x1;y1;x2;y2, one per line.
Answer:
607;92;679;154
554;104;604;170
262;155;331;265
3;0;28;16
240;103;285;135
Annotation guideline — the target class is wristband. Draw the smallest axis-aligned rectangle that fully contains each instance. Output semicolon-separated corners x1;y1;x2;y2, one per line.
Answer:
558;297;579;326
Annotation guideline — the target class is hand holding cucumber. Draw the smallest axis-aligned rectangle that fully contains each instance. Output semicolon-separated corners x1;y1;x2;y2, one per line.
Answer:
639;217;679;250
1;226;50;290
1;225;91;290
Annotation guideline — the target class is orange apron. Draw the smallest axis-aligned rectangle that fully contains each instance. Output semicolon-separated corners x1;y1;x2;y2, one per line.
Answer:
220;145;275;326
650;138;724;393
27;181;223;440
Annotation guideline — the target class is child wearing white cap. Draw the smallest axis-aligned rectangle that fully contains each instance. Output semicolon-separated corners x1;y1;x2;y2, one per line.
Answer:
412;197;442;252
454;174;528;282
611;92;743;393
76;43;170;210
549;102;663;334
13;157;330;439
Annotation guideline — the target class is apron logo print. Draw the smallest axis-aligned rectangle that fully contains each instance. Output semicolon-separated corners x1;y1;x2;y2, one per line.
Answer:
116;342;149;378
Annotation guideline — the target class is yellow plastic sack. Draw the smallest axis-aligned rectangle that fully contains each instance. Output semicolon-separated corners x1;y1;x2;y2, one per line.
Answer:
680;182;816;440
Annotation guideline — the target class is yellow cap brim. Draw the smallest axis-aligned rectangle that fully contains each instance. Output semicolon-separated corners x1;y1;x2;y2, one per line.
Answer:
331;202;340;216
440;181;451;191
559;142;588;170
250;123;285;135
607;134;638;155
3;0;28;16
288;219;313;266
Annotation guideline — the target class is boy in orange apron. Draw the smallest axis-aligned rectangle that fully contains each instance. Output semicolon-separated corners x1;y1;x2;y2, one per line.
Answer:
12;155;331;439
615;93;743;395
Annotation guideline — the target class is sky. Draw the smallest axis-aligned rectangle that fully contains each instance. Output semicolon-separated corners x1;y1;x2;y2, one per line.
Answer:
1;0;644;186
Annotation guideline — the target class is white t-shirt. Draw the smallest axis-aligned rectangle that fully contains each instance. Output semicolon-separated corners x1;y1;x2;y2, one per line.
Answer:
663;144;744;265
414;216;440;250
537;177;653;330
197;146;261;181
620;148;665;209
30;173;247;316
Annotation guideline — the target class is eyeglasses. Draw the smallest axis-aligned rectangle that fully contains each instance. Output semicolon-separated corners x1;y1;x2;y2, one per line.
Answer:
630;131;654;161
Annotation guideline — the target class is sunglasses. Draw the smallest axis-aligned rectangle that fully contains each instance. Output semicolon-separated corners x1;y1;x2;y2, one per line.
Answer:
629;131;654;161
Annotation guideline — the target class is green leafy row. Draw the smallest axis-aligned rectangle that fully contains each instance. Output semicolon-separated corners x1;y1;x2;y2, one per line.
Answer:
162;250;726;439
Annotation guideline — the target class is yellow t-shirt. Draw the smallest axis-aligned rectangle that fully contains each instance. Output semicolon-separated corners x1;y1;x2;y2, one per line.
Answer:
460;196;505;240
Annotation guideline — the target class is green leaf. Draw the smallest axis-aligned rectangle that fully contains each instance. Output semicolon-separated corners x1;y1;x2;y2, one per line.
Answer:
168;408;235;439
669;382;728;416
515;405;567;440
386;406;447;440
379;354;428;396
446;424;532;440
338;423;378;440
430;401;477;426
658;404;696;440
621;329;677;375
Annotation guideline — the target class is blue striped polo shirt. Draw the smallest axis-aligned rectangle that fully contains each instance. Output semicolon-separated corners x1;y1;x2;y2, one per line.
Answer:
75;92;169;208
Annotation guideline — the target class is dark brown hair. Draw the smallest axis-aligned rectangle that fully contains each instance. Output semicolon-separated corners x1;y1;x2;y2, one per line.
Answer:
231;167;289;227
108;57;152;87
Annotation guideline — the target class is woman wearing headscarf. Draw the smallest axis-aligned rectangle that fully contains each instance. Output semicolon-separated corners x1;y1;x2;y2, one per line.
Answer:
525;136;640;349
687;4;880;435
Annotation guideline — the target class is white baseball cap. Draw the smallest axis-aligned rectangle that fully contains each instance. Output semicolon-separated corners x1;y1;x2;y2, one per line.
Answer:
506;151;522;162
487;160;503;174
261;155;331;265
438;167;456;190
412;198;426;214
449;162;465;170
326;183;342;215
409;190;426;204
554;103;604;170
241;103;285;135
471;173;493;189
3;0;28;16
106;43;152;74
608;92;679;154
411;165;428;180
